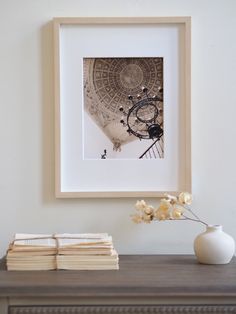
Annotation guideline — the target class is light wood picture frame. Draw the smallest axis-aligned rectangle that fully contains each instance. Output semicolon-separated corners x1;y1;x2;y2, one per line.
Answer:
53;17;191;198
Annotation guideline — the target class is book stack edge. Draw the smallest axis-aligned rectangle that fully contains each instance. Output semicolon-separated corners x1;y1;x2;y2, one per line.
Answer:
6;233;119;271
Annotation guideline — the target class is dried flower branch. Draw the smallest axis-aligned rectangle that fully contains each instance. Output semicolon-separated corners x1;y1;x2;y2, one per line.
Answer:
131;192;208;226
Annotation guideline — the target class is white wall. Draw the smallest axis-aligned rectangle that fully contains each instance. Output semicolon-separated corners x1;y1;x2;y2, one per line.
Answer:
0;0;236;257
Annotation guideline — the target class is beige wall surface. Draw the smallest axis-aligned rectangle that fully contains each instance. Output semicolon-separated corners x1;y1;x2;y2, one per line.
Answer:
0;0;236;257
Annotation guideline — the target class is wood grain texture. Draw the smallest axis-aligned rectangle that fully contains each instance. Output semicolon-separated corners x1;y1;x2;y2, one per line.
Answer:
0;297;7;314
0;255;236;298
8;305;236;314
53;16;191;25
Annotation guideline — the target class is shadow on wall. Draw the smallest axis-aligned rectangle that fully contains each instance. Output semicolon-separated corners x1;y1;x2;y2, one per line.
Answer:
41;21;55;204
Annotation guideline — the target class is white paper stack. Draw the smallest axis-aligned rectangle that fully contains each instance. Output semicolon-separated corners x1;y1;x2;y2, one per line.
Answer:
6;233;119;271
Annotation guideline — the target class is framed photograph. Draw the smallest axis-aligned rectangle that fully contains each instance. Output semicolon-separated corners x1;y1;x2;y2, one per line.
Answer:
54;17;191;198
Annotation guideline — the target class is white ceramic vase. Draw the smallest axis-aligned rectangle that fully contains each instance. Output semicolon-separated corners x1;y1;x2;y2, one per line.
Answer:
194;225;235;264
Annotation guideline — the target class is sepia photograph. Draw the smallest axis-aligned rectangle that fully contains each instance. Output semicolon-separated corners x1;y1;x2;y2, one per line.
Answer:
83;57;164;160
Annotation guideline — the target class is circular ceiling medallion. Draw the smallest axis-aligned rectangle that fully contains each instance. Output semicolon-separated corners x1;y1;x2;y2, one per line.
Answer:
119;64;143;89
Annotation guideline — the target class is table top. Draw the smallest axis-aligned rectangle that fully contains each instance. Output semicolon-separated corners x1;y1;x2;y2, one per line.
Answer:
0;255;235;298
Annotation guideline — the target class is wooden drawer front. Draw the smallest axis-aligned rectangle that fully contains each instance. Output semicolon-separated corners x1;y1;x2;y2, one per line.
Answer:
8;305;236;314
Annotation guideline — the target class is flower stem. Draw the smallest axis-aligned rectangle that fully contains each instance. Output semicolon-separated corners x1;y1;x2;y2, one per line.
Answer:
184;205;201;220
182;214;208;226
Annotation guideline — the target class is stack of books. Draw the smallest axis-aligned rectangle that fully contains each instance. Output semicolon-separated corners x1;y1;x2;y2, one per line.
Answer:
6;233;119;271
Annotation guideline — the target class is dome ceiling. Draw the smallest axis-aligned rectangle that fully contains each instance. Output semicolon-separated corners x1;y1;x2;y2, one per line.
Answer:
83;57;163;150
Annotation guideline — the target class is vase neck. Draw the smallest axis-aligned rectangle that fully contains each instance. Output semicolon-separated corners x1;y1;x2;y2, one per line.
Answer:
206;225;222;232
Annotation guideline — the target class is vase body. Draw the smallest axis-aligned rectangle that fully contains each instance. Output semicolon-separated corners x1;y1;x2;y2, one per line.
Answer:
194;225;235;264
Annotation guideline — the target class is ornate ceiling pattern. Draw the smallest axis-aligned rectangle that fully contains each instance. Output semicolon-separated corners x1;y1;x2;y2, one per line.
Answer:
83;57;163;149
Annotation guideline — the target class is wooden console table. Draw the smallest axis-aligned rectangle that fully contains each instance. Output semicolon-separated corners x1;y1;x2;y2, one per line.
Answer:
0;255;236;314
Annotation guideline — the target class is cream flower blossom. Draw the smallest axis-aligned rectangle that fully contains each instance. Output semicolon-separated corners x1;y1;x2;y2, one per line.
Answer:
178;192;192;205
155;209;170;220
131;192;208;226
135;200;148;211
155;199;171;221
158;199;171;212
172;207;184;219
144;205;154;215
131;214;143;224
164;193;178;205
142;213;153;223
131;205;154;224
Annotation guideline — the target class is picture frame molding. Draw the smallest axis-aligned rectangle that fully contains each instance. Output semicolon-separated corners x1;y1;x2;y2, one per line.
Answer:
53;16;191;198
